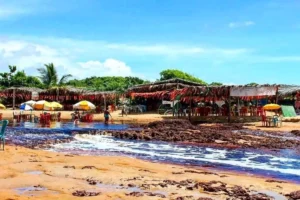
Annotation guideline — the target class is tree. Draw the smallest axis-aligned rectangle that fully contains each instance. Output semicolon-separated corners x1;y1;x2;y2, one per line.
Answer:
66;76;146;91
210;82;223;86
37;63;72;88
159;69;206;84
246;82;258;86
0;65;17;87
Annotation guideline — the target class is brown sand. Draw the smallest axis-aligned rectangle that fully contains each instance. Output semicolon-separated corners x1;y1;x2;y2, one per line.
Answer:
1;110;300;199
0;146;299;200
1;109;166;123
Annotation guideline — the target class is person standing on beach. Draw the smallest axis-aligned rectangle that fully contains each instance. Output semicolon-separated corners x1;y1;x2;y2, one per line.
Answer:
104;108;112;124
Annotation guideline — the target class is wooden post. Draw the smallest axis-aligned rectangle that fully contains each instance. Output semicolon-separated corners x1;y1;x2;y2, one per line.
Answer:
13;88;16;109
56;87;59;102
172;100;175;117
189;96;192;122
228;87;231;123
104;94;106;109
275;86;279;104
237;98;240;116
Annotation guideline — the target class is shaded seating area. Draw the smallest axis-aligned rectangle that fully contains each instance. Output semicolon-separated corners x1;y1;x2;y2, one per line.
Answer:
172;85;281;123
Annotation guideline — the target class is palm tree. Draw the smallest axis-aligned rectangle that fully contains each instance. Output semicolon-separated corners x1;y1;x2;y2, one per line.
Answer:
38;63;72;101
37;63;72;88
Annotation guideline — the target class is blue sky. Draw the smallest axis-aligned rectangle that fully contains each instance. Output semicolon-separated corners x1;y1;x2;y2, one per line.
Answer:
1;0;300;84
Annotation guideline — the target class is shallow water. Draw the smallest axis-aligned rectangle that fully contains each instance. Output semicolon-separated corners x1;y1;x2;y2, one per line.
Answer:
15;186;59;196
25;171;43;175
10;121;129;133
51;134;300;183
252;190;287;200
6;122;300;183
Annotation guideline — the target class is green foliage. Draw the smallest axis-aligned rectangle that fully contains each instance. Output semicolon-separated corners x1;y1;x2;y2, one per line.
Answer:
159;69;206;84
209;82;223;86
0;66;43;88
246;82;259;86
37;63;72;88
67;76;145;92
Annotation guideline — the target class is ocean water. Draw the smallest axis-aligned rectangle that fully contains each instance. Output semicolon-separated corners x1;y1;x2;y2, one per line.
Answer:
51;134;300;183
6;122;300;183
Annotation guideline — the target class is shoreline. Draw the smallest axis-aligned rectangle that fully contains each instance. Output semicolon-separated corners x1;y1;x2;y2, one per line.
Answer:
1;145;299;200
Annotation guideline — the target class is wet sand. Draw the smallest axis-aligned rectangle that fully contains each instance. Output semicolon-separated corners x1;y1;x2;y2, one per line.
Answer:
1;145;299;200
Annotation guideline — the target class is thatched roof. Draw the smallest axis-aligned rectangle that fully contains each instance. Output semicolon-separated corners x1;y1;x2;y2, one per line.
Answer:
178;84;280;98
278;85;300;96
40;86;87;94
128;78;205;93
83;91;116;95
3;87;45;93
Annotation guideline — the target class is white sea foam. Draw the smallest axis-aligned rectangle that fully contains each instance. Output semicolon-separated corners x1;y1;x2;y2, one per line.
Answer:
51;134;300;177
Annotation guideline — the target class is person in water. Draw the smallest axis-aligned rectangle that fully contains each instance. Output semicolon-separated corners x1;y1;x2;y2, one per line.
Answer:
104;108;112;124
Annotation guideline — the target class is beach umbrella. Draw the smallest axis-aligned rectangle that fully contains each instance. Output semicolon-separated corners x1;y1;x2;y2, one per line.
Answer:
50;102;63;110
263;104;281;110
44;102;63;111
20;103;33;111
0;103;6;109
34;100;48;110
24;100;36;107
73;100;96;110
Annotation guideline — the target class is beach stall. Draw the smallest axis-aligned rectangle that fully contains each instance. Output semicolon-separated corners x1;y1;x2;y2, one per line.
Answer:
127;78;205;114
278;85;300;115
0;87;44;108
177;84;279;123
38;87;117;112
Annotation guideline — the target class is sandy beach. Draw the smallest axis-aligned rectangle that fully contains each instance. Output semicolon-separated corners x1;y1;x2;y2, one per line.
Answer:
1;110;167;123
1;111;300;199
0;145;299;200
2;109;300;131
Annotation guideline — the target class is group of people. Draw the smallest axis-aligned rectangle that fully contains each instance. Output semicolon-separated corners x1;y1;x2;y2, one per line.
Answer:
72;108;113;125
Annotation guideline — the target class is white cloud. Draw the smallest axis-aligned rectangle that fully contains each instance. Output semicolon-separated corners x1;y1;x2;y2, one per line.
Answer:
0;37;136;78
228;21;255;28
105;43;250;56
77;59;133;77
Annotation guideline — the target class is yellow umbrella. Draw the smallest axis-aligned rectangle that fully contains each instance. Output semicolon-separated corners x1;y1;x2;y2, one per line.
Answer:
50;102;63;110
263;104;281;110
0;103;6;109
34;100;48;110
73;100;96;111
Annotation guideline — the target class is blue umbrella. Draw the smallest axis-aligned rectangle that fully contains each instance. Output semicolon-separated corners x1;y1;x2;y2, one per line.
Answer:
20;103;33;111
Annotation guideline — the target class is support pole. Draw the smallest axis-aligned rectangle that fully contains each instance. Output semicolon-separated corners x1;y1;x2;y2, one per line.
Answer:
237;98;240;116
172;100;175;117
189;96;192;122
56;87;59;102
228;88;231;123
275;86;279;104
104;94;106;110
13;88;15;109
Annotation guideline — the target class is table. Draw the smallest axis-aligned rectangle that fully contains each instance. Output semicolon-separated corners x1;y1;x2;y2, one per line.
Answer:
14;114;35;122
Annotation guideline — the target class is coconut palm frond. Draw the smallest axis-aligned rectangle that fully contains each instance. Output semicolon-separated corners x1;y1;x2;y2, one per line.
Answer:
59;74;72;85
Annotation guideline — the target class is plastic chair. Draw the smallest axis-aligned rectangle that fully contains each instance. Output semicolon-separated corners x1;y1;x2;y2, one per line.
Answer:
40;114;45;123
261;114;270;127
88;114;93;122
57;112;61;122
273;115;282;127
0;120;9;150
